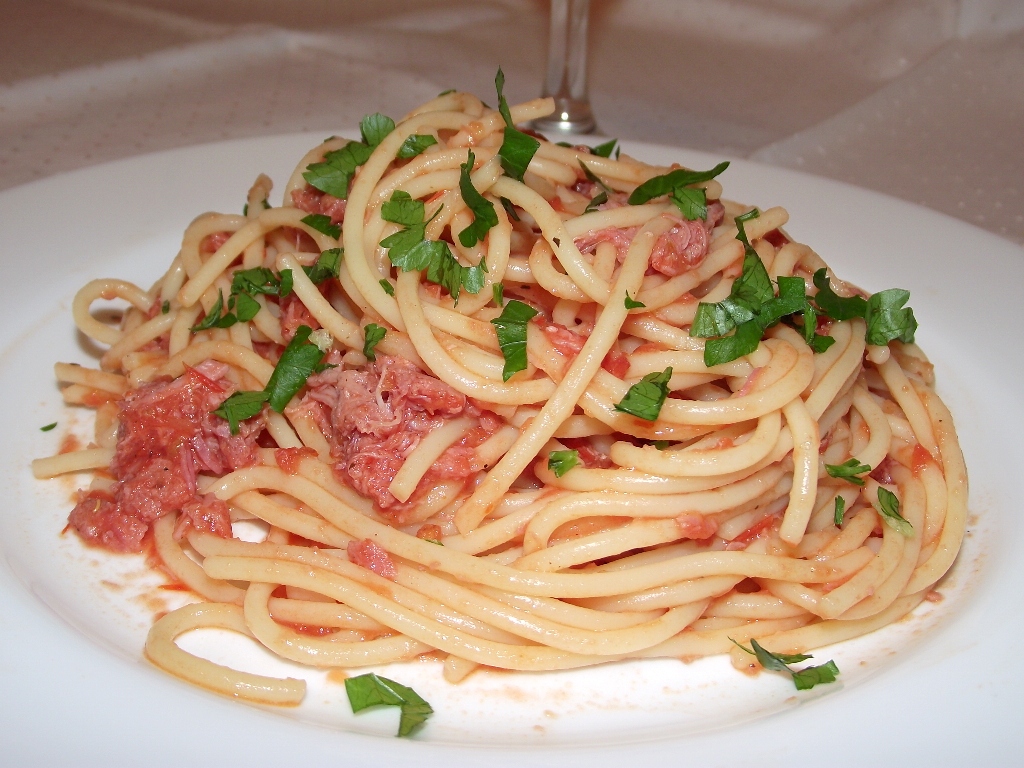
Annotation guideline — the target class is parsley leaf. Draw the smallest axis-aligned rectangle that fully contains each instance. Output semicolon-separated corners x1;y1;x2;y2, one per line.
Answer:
490;299;538;381
380;193;485;305
191;290;237;331
264;325;328;412
458;150;499;248
584;191;608;213
231;267;293;299
381;190;425;227
812;269;917;347
834;494;846;527
731;638;840;691
301;214;340;239
360;113;395;147
877;487;913;537
499;196;520;222
627;161;729;207
301;142;372;200
579;161;612;194
344;673;433;738
398;134;438;159
212;390;269;435
590;138;618;158
614;367;672;421
548;449;579;477
811;269;867;321
495;68;540;182
303;248;343;284
363;323;387;361
865;289;917;346
492;283;504;307
671;186;708;221
624;293;645;309
40;422;57;432
379;279;395;296
825;458;872;486
161;300;170;314
692;215;837;366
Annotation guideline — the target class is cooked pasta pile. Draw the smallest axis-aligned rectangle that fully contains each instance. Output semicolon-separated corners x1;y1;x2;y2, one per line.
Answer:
34;80;967;705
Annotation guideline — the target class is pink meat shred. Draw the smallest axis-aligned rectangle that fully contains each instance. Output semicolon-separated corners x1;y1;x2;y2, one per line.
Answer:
347;539;397;580
301;354;489;515
291;187;347;224
67;360;263;553
573;202;725;277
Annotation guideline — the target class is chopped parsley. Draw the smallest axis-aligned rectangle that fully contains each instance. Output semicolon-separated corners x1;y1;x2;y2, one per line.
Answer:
494;68;540;182
590;138;619;158
300;213;341;239
303;248;343;284
161;300;170;314
40;422;57;432
547;449;580;477
628;161;729;221
362;323;387;361
301;142;373;201
264;325;331;413
379;279;395;296
731;638;840;691
190;290;237;332
834;494;847;526
613;367;672;421
458;150;499;248
584;191;608;213
812;269;917;347
490;299;538;381
624;292;645;309
492;283;504;307
825;458;872;486
398;133;438;159
344;673;433;738
379;191;486;304
877;487;913;537
212;390;269;435
360;112;395;147
691;211;834;365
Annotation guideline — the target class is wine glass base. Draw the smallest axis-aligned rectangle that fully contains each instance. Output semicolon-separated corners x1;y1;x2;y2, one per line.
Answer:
531;99;598;136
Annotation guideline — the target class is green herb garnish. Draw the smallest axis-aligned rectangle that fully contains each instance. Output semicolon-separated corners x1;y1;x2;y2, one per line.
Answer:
490;300;538;381
344;673;433;738
495;68;540;182
458;150;499;248
825;458;872;486
212;390;269;435
731;638;840;691
547;449;580;477
303;248;343;284
40;422;57;432
613;367;672;421
877;487;913;537
300;213;341;239
362;323;387;361
834;494;846;526
624;293;645;309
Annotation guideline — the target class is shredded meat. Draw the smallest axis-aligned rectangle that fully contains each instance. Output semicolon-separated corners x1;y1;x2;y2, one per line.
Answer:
676;513;719;540
348;539;397;580
302;354;488;515
67;361;263;553
291;187;347;224
573;202;724;277
279;293;321;343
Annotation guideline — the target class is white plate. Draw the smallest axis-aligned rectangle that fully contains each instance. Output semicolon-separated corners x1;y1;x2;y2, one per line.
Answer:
1;134;1021;767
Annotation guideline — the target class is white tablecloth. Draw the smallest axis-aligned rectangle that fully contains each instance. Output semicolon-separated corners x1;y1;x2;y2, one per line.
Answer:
1;0;1021;242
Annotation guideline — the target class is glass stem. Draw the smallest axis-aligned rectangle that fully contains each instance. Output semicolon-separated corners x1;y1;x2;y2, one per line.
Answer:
533;0;597;135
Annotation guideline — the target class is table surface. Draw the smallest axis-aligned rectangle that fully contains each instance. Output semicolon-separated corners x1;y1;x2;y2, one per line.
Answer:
0;0;1021;245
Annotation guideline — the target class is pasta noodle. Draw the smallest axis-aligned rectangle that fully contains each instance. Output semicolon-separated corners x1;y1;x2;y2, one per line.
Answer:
34;83;968;707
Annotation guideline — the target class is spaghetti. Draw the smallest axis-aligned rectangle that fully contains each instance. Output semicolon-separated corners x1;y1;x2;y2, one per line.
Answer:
34;81;967;706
